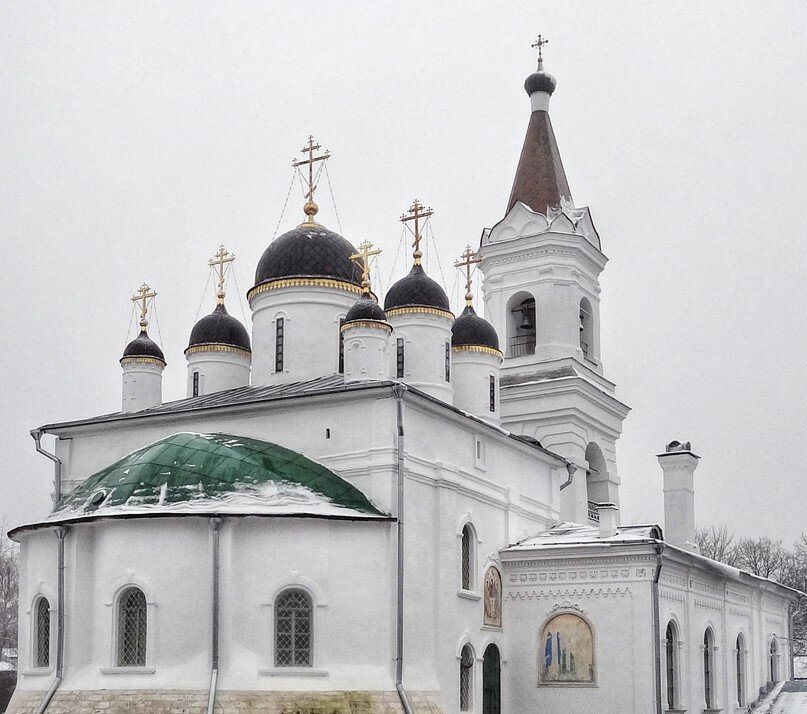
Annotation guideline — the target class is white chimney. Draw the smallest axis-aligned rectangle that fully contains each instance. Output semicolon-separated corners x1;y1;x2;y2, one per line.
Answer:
597;503;619;538
657;441;700;552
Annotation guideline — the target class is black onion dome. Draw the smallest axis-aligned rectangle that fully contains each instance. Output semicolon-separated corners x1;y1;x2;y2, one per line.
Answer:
345;293;387;323
384;264;450;312
187;304;251;352
524;70;557;97
253;223;362;288
451;305;500;351
122;330;165;363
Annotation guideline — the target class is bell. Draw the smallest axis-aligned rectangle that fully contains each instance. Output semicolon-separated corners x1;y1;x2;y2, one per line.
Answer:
519;310;535;332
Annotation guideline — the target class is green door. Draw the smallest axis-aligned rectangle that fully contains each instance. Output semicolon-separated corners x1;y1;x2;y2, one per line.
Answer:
483;644;501;714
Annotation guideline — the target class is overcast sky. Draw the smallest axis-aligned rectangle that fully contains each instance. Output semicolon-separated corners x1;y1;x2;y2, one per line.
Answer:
1;1;806;542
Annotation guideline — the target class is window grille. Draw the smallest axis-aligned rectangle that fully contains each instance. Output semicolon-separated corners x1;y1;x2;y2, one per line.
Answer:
117;587;147;667
34;597;50;668
489;375;495;412
461;525;472;591
275;588;313;667
275;318;285;372
445;343;451;382
665;622;675;709
396;338;405;378
703;630;713;708
338;319;345;373
736;635;745;706
460;644;474;711
192;371;200;397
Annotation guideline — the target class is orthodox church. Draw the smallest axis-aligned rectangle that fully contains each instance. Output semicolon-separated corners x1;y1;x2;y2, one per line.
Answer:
7;44;803;714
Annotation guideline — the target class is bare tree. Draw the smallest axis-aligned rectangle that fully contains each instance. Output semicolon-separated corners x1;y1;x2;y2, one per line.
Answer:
735;536;788;580
695;525;738;566
0;524;18;660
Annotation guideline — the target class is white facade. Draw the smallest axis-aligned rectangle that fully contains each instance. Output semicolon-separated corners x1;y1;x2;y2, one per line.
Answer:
342;322;392;382
450;348;501;423
185;348;251;397
120;359;163;413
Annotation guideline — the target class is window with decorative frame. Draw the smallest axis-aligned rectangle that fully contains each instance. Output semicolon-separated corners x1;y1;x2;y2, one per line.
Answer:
445;342;451;382
459;644;474;711
274;588;313;667
736;633;746;706
275;317;285;372
665;621;677;709
703;628;715;709
461;524;474;591
117;587;147;667
489;375;496;412
192;370;200;397
34;596;50;669
396;338;405;378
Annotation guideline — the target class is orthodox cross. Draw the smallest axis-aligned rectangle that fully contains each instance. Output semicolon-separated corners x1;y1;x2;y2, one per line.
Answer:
292;135;330;222
349;240;382;294
454;245;481;306
531;34;549;68
131;283;157;329
400;199;433;265
208;244;235;304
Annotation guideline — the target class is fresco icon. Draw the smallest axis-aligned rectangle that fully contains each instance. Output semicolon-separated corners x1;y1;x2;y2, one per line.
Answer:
483;566;502;627
539;613;594;683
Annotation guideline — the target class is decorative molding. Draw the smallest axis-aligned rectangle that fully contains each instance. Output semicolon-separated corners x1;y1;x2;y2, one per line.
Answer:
452;344;504;358
386;306;454;320
120;356;165;367
694;598;724;613
184;343;252;358
340;320;392;333
248;277;362;300
506;586;631;600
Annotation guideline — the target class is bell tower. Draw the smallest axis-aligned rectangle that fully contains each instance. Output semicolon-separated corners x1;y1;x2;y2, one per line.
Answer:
477;39;630;524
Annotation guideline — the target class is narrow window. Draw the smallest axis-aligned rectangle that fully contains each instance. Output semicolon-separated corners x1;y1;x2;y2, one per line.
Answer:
117;587;147;667
275;588;313;667
703;629;714;708
396;338;405;378
445;343;451;382
579;298;593;359
770;638;778;682
338;318;345;373
192;371;200;397
665;622;676;709
459;644;474;711
736;634;745;706
489;375;496;412
34;597;50;668
275;318;285;373
461;524;473;591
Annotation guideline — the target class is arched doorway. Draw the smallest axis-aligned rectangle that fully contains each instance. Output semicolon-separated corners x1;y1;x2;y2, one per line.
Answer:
482;643;501;714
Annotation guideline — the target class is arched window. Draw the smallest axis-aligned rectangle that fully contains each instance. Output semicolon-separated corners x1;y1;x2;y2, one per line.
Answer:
461;524;474;591
192;370;200;397
770;638;779;682
579;298;593;359
34;596;50;668
507;293;536;357
703;628;715;709
736;634;746;706
665;621;677;709
482;643;501;714
459;644;474;711
117;587;147;667
585;442;609;520
275;317;285;373
275;588;313;667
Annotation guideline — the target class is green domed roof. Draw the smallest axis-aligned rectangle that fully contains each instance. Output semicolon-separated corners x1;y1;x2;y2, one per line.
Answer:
56;432;383;519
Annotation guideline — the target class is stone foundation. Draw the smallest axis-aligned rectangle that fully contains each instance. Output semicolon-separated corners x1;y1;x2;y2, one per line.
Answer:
7;689;445;713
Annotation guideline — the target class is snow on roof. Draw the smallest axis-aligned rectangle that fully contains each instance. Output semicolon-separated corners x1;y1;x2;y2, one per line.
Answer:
504;521;661;551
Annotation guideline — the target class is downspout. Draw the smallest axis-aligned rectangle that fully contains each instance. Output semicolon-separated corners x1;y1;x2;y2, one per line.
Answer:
207;518;222;714
651;542;665;714
392;384;414;714
31;429;62;507
559;461;577;490
35;526;68;714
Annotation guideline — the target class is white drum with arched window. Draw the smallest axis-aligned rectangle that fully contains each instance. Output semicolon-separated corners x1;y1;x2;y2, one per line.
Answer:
33;596;50;669
117;587;147;667
274;588;313;667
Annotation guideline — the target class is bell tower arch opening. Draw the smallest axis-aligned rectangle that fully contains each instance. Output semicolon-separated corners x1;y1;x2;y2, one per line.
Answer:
506;292;536;358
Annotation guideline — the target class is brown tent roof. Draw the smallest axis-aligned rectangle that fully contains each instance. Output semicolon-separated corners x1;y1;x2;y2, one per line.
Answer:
506;109;572;215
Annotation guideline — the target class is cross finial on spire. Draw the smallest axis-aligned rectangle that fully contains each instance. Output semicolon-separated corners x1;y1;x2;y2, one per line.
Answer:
131;283;157;329
208;245;235;305
349;240;382;294
454;245;482;306
292;135;331;223
400;199;434;265
531;34;549;69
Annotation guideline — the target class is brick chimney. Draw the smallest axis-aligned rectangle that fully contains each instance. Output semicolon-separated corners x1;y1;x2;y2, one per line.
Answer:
657;441;700;552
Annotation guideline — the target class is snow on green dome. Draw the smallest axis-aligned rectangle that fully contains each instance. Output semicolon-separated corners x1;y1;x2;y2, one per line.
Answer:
55;432;384;519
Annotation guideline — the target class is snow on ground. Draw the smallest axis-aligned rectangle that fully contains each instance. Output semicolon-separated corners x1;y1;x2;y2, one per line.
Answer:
771;681;807;714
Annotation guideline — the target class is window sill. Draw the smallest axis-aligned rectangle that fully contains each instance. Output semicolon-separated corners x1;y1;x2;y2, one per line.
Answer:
260;667;328;677
21;668;53;677
457;590;482;601
703;709;722;713
99;667;156;675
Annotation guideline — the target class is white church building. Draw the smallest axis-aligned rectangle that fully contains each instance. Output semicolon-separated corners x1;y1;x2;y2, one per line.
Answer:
7;49;803;714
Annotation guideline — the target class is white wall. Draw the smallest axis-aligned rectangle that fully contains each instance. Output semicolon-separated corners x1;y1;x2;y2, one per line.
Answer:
186;350;250;397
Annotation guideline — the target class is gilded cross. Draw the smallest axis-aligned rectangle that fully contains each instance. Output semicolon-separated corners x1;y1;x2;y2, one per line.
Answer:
454;245;481;306
531;34;549;67
131;283;157;328
400;199;434;265
292;135;330;222
208;244;235;304
349;240;382;293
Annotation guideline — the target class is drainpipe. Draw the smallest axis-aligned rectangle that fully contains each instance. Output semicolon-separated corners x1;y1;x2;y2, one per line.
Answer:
35;526;68;714
207;518;222;714
31;429;62;507
392;384;414;714
651;542;665;714
559;462;577;491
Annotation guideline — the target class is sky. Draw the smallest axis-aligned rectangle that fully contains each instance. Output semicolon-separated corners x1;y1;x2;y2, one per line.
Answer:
1;1;806;543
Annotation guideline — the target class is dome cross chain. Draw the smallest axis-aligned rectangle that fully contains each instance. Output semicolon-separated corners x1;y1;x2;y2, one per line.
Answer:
349;240;382;294
131;283;157;329
208;245;235;305
400;199;433;265
454;245;481;306
292;135;330;223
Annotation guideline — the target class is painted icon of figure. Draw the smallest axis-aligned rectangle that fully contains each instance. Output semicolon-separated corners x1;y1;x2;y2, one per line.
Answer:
544;631;552;670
